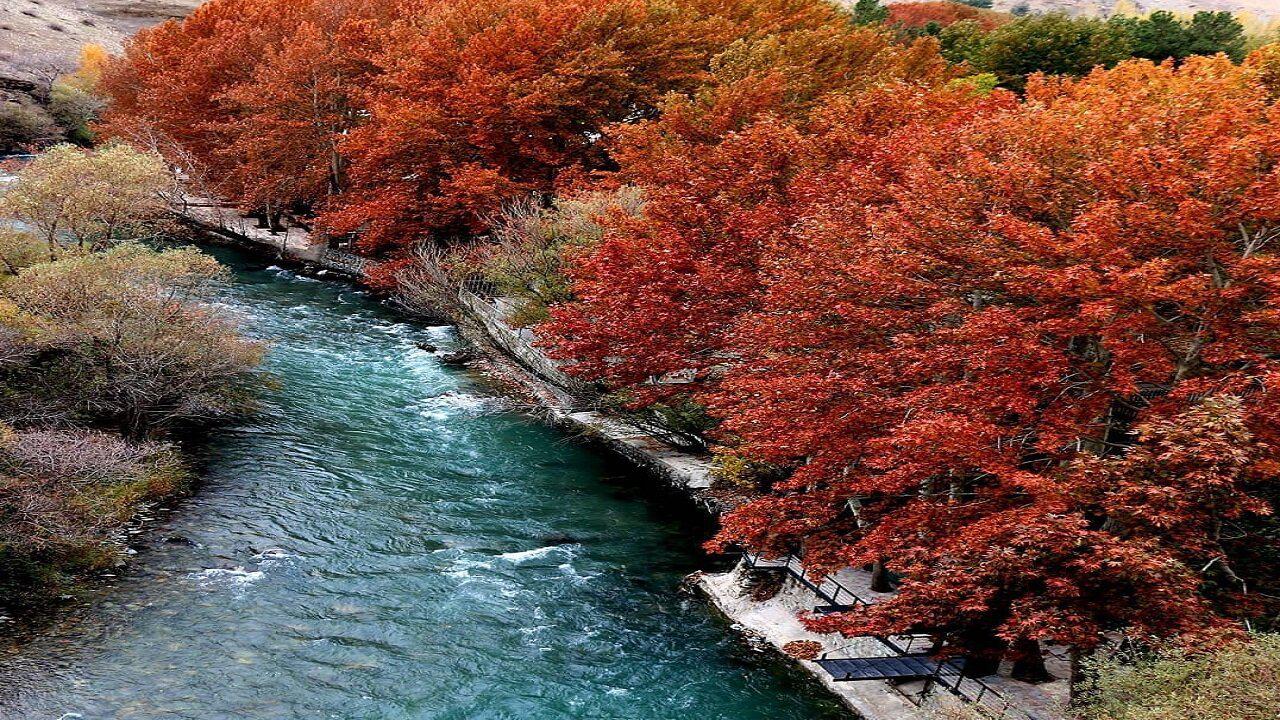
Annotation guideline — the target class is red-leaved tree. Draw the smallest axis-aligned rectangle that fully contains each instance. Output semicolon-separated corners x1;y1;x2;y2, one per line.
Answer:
549;56;1280;672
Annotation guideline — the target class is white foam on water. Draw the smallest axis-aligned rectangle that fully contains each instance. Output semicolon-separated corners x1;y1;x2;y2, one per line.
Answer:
497;545;563;563
558;560;597;585
187;566;265;589
416;392;504;421
441;552;496;579
252;548;290;560
270;267;319;283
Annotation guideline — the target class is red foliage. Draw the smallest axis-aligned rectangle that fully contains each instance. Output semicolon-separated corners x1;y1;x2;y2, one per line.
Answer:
545;30;950;389
548;57;1280;656
886;1;1010;31
100;0;392;212
101;0;872;254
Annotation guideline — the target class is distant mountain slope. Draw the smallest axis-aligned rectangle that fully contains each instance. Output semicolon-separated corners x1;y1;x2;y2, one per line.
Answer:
0;0;1275;82
885;0;1278;24
0;0;201;79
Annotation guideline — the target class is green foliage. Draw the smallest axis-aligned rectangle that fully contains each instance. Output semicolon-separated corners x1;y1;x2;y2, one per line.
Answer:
971;13;1132;90
1080;635;1280;720
479;187;645;328
1185;11;1247;61
945;72;999;95
851;0;888;26
47;81;104;146
956;0;991;7
0;101;58;154
1111;12;1186;62
1113;10;1246;63
939;19;990;64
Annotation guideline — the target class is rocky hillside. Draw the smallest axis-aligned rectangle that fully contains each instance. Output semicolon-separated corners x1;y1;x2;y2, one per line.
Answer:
0;0;201;80
889;0;1279;23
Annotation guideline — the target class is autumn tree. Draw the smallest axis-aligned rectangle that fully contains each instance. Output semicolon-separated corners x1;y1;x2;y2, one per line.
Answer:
99;0;392;221
886;1;1009;32
320;0;854;252
0;245;265;436
549;56;1280;671
720;56;1280;668
0;143;171;258
546;25;949;390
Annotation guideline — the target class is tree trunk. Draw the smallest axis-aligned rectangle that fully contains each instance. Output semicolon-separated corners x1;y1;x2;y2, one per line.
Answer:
1010;638;1053;683
870;558;892;593
957;628;1004;677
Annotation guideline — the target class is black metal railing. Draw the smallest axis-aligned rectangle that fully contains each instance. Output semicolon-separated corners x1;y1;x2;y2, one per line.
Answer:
462;275;498;299
741;551;868;611
741;551;1046;720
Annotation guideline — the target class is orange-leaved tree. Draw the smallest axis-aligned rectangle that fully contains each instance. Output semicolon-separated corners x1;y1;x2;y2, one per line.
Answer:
548;55;1280;675
318;0;874;253
543;22;949;391
716;56;1280;674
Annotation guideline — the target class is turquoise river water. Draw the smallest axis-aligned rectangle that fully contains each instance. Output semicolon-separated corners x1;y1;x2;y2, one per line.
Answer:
0;247;845;719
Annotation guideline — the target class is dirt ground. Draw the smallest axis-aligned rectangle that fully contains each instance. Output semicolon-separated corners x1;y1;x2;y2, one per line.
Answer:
978;0;1279;25
0;0;201;79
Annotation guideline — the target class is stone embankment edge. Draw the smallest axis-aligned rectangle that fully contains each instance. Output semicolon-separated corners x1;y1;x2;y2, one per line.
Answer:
176;207;924;720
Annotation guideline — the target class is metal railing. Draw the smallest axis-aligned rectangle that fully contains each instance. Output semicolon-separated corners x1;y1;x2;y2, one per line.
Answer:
742;551;868;610
741;551;1046;720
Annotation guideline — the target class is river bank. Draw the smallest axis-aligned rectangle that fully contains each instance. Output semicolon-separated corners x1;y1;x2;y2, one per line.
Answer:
173;203;1070;720
1;242;850;719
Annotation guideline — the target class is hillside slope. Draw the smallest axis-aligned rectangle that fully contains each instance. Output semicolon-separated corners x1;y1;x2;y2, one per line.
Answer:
0;0;201;79
0;0;1276;83
890;0;1278;24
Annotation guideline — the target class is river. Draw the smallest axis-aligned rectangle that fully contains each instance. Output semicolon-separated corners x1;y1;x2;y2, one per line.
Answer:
0;246;845;719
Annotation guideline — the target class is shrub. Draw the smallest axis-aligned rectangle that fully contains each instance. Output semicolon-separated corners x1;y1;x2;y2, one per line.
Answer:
0;143;172;256
0;101;58;154
0;425;187;607
392;244;470;322
48;82;104;145
1079;635;1280;720
479;187;644;327
600;392;715;451
0;245;266;437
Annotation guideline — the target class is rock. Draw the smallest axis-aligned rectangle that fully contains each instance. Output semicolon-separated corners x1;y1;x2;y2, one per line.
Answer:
417;342;438;353
438;350;477;365
538;532;579;546
163;535;197;546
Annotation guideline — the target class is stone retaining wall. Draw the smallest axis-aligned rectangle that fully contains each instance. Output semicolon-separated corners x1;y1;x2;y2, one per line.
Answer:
457;289;589;394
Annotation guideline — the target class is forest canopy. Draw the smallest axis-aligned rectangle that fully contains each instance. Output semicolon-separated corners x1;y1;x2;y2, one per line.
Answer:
98;0;1280;689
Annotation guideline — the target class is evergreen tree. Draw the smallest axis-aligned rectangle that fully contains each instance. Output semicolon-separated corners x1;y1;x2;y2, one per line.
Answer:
1121;11;1191;62
1186;11;1246;61
851;0;888;26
